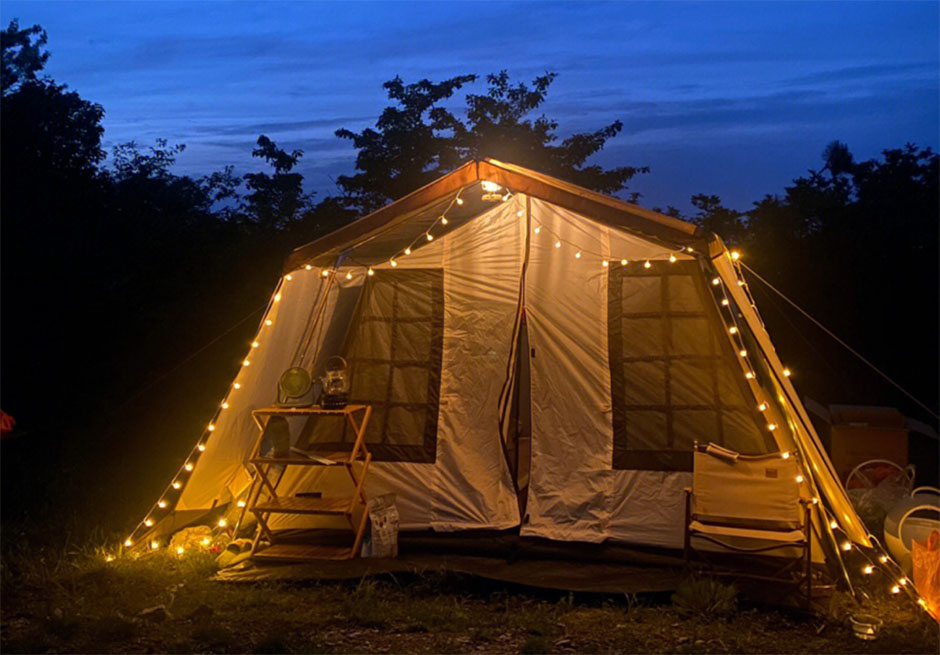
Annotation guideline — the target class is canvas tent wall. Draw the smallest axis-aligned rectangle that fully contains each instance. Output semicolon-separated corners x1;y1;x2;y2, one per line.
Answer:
132;159;869;581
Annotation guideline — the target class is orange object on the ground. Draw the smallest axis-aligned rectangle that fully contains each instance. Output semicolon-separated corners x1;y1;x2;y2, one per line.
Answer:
912;530;940;621
0;410;15;437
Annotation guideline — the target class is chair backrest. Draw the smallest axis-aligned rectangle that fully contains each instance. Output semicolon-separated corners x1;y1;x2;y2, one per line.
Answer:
692;444;802;530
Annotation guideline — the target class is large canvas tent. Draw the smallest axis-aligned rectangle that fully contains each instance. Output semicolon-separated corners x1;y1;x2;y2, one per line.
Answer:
130;159;873;584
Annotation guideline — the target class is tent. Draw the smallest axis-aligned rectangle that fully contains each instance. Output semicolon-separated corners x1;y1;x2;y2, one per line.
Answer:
128;159;875;586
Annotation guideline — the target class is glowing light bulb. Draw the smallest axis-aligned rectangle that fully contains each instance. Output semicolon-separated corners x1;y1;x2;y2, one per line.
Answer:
729;327;738;335
150;541;159;550
441;216;448;225
144;519;153;527
917;598;928;609
721;298;730;307
602;260;609;268
208;424;216;431
758;403;768;411
781;451;790;460
730;251;741;261
620;259;627;266
841;541;851;551
643;261;651;269
796;474;804;483
783;368;791;377
768;423;777;431
176;546;184;555
172;481;182;489
575;251;582;259
237;500;246;508
426;233;434;241
863;565;874;575
285;275;292;281
737;280;744;286
124;539;133;547
242;359;250;366
105;555;115;562
811;497;819;504
221;402;229;409
218;518;228;528
367;267;374;277
685;246;694;253
265;320;272;326
198;444;206;452
830;520;838;529
234;383;241;389
274;293;281;302
669;254;677;263
305;265;312;271
516;210;524;217
456;197;464;206
184;463;194;472
345;272;352;280
251;341;259;348
739;349;747;357
534;226;541;234
900;578;908;586
712;277;720;286
390;259;398;267
322;269;330;277
201;537;211;547
158;500;167;508
891;585;900;594
745;371;754;379
879;555;888;564
554;240;561;249
404;247;412;255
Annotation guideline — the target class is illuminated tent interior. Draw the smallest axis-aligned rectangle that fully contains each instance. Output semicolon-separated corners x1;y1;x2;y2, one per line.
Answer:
129;159;890;595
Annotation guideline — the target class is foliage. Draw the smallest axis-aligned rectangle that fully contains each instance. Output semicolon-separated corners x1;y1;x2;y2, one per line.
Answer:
242;135;314;228
336;71;647;213
1;19;49;94
671;577;738;619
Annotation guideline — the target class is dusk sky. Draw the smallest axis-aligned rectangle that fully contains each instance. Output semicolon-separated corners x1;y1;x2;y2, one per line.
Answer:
3;1;938;212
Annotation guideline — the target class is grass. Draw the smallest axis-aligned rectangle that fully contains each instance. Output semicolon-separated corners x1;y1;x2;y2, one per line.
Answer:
1;534;938;654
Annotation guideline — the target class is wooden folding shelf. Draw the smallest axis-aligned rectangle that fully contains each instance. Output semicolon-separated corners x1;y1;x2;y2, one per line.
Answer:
244;404;372;562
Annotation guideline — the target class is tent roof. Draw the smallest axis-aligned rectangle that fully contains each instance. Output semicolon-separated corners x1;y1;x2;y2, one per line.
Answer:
285;159;719;272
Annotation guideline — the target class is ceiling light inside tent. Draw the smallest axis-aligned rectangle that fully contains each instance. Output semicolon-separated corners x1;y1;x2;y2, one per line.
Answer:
481;180;503;202
481;180;500;192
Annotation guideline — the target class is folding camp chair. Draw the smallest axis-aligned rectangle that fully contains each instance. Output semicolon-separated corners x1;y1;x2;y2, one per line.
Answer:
684;442;814;609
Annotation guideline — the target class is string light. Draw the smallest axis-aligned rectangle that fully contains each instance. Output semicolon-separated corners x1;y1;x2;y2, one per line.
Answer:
285;275;292;281
516;210;524;217
237;500;246;508
197;444;206;452
172;481;182;490
390;259;398;267
721;298;730;306
782;368;791;377
643;261;651;269
158;500;167;508
729;327;738;335
201;537;211;547
758;402;768;411
575;251;582;259
554;240;561;248
796;473;804;483
879;555;888;564
367;267;374;277
176;546;185;556
441;216;448;225
745;371;754;379
265;320;272;326
891;585;901;594
730;251;741;261
221;402;229;409
841;541;851;551
900;578;908;586
739;349;747;357
305;264;312;271
602;260;609;267
620;259;627;266
105;555;115;563
144;519;153;527
218;518;228;528
830;520;839;529
534;226;541;234
863;565;874;575
124;539;133;547
234;383;241;389
669;254;677;263
426;233;434;241
781;451;790;459
321;269;330;277
242;359;250;366
274;293;281;302
712;277;720;286
404;247;412;255
207;424;216;432
251;341;259;348
150;541;159;551
184;463;194;472
767;423;777;431
456;197;464;206
345;272;352;280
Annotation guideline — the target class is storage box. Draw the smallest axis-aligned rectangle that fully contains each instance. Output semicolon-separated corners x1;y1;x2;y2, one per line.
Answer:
827;405;908;484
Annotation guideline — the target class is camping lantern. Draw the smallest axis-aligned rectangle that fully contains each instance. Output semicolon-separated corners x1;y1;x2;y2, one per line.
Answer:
320;356;349;409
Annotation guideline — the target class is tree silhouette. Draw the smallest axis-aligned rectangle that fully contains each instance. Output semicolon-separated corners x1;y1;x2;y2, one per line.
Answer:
242;135;313;229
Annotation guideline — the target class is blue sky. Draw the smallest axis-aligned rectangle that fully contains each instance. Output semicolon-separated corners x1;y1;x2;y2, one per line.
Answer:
3;1;937;212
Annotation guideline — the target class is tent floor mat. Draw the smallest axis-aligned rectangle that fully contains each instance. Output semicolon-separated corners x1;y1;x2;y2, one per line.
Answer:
214;552;683;594
214;529;685;593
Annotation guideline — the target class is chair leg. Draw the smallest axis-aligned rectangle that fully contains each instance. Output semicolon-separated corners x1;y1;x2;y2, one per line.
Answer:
804;504;812;611
683;490;692;568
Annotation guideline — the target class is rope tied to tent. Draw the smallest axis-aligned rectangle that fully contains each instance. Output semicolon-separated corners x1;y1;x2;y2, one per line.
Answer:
740;263;939;423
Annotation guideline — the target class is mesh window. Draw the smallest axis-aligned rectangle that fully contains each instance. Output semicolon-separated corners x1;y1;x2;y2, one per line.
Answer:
310;269;443;462
608;261;773;471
